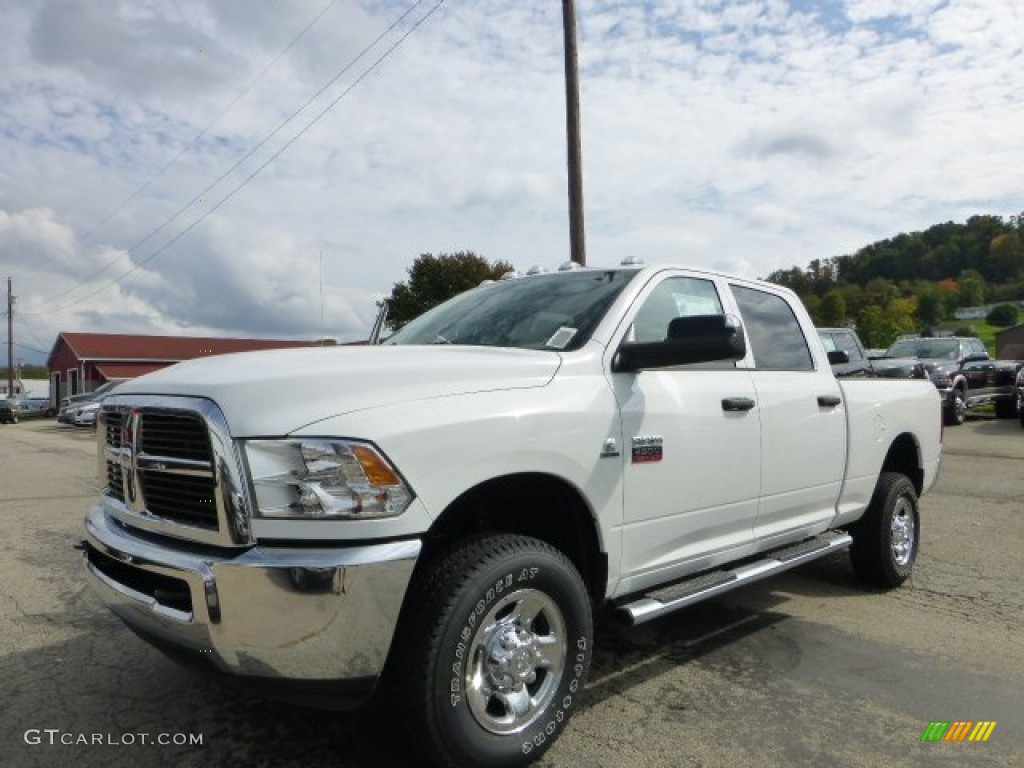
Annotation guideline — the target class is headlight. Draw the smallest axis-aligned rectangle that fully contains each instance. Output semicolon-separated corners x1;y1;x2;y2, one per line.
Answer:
244;439;413;520
930;372;952;387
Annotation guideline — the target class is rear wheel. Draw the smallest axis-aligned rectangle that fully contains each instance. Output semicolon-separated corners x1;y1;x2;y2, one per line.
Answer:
393;534;593;768
850;472;919;588
994;398;1016;419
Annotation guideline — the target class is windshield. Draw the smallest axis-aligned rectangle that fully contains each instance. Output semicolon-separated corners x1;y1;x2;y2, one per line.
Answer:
386;270;637;351
886;339;960;360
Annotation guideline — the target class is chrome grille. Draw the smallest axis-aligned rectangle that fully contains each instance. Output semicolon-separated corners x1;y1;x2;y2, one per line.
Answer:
139;468;217;528
139;412;212;463
104;411;125;502
99;396;252;547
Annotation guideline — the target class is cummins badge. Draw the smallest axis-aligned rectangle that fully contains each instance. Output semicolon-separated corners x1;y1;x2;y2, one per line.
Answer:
631;435;663;463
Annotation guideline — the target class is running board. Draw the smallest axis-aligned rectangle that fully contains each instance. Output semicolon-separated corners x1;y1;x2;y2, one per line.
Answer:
619;532;853;625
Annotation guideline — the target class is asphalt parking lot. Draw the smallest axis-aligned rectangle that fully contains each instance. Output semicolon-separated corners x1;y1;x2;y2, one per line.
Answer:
1;417;1021;768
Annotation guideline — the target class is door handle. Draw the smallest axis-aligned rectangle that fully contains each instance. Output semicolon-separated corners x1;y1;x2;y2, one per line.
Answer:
722;397;756;412
817;395;842;407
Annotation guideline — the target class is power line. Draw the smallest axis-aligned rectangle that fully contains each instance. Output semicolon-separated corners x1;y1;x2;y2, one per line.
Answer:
7;340;51;357
15;315;52;352
31;0;446;317
77;0;338;244
22;0;436;315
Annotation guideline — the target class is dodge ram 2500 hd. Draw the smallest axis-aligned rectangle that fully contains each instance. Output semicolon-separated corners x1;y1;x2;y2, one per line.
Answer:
82;263;942;768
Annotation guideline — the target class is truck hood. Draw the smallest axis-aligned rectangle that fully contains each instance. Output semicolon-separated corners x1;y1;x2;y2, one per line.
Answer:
114;345;562;436
869;356;926;379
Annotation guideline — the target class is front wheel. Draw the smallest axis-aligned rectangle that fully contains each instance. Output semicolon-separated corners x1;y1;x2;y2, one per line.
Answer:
850;472;920;588
392;534;593;768
943;389;966;426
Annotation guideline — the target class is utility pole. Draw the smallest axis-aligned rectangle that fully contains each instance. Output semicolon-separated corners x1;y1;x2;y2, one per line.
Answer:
6;277;13;399
562;0;586;265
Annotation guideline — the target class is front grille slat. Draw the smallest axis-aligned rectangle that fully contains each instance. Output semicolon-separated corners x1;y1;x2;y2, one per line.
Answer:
106;460;125;502
139;413;212;463
105;412;123;449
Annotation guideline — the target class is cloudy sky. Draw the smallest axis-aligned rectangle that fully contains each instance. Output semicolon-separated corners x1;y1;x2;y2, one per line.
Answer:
2;0;1022;365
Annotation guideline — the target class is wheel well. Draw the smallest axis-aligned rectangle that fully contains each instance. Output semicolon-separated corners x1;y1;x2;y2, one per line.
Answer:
420;473;606;600
881;433;923;495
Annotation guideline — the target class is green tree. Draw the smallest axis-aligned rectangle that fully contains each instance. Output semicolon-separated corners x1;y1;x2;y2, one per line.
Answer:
386;251;514;331
956;269;987;307
817;290;847;327
856;305;887;349
856;298;916;349
986;303;1020;327
865;277;897;305
915;285;945;326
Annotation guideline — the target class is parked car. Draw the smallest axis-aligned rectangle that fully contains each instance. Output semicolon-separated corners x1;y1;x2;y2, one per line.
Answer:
818;328;925;380
882;336;1023;425
817;328;873;377
58;381;124;425
0;399;17;424
16;398;57;419
1016;367;1024;428
72;402;101;427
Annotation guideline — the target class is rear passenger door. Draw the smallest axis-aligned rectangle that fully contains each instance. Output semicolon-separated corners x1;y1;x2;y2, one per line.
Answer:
730;283;847;545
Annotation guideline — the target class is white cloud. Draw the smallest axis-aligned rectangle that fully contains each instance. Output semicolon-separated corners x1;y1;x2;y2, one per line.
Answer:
2;0;1023;365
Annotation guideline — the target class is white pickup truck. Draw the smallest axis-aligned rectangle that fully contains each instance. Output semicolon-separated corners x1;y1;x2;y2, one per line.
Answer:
83;263;942;767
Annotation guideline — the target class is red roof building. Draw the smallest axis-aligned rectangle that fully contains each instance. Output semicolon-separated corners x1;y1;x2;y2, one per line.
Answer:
46;332;324;405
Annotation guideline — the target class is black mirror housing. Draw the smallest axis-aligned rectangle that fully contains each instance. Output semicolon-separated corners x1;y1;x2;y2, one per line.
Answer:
827;349;850;365
613;314;746;372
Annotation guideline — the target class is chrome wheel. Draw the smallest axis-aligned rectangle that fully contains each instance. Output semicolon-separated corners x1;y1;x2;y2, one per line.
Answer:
466;588;566;735
890;496;915;566
946;391;962;428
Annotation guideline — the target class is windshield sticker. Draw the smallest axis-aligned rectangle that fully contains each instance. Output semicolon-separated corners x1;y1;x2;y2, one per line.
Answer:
546;327;578;349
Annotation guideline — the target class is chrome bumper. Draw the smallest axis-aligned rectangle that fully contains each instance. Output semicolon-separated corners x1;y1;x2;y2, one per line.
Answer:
84;504;420;693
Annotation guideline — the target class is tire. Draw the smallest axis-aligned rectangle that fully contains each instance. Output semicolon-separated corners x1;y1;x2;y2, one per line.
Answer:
943;389;966;426
392;534;593;768
850;472;919;588
994;398;1016;419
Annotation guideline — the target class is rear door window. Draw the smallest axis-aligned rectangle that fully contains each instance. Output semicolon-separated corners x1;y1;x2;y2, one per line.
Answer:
731;285;813;371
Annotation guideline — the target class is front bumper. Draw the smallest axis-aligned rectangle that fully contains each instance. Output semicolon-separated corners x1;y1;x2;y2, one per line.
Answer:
83;504;420;701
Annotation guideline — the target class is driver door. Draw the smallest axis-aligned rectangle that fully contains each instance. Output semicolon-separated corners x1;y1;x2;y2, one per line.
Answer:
608;273;761;595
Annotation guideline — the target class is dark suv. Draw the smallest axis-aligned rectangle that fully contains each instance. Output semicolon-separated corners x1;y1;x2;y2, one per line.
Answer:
0;399;17;424
883;336;1022;425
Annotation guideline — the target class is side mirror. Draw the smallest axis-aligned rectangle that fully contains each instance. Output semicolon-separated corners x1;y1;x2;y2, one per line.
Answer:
613;314;746;372
827;350;850;365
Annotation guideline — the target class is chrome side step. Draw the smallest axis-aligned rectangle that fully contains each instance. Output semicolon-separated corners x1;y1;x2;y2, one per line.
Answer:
619;532;853;625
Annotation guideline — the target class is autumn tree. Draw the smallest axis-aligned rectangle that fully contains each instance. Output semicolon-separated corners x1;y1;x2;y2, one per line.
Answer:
386;251;514;331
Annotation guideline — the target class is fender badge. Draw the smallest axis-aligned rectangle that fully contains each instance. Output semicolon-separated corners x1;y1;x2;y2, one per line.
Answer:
631;435;663;463
600;438;620;458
